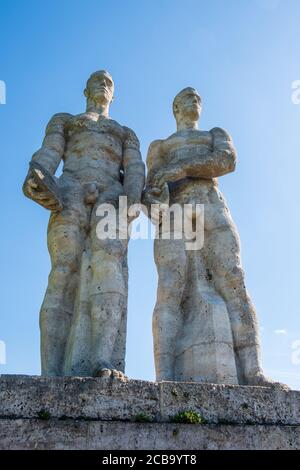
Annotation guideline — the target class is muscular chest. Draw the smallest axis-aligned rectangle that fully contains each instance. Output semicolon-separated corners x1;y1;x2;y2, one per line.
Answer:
163;130;212;165
65;113;124;161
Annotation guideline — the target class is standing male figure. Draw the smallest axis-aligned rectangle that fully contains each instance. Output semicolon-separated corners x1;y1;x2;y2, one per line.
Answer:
143;87;274;386
23;70;145;377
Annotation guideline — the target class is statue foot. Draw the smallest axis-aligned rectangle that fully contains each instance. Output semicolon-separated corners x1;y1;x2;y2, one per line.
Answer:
245;371;290;390
156;375;175;382
93;365;127;381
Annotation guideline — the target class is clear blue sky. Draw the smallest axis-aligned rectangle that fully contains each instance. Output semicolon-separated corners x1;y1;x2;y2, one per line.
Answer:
0;0;299;389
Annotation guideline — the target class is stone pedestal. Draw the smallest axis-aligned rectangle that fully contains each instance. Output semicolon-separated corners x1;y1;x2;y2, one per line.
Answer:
0;375;299;450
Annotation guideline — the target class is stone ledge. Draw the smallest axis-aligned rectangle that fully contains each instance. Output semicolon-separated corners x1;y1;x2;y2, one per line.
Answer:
0;420;299;450
0;375;299;425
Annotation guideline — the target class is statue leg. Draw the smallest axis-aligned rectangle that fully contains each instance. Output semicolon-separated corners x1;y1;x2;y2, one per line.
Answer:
40;212;85;376
153;238;187;381
89;207;128;378
204;209;272;385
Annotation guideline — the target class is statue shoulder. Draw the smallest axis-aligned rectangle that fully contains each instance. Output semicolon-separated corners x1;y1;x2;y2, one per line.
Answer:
46;112;73;135
123;126;140;150
209;127;233;142
210;127;237;161
146;139;164;171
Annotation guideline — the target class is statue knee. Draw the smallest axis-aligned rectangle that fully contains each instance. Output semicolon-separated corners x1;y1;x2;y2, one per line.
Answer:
156;272;185;309
49;256;79;284
40;305;71;330
90;250;126;296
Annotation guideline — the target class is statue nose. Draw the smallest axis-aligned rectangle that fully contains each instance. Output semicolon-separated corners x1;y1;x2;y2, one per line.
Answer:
88;183;97;193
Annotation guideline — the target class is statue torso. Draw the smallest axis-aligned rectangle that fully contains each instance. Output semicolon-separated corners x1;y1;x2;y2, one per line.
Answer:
161;129;220;205
62;112;126;184
163;129;213;163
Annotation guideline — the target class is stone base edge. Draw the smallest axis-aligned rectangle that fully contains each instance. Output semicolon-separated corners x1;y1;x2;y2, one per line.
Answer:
0;419;299;450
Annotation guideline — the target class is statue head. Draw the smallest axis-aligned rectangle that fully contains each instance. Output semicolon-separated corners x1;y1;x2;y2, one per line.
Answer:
173;87;202;126
84;70;114;107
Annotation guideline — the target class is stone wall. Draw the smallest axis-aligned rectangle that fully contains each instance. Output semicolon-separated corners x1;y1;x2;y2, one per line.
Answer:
0;375;299;450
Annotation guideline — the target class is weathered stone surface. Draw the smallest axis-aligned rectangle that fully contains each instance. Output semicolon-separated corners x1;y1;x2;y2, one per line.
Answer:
0;420;299;450
22;70;145;378
159;381;300;425
0;376;299;449
0;376;299;425
142;86;277;387
0;376;160;421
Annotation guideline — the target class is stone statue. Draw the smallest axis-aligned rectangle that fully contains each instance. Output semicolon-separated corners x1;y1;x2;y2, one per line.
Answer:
143;87;275;386
23;70;145;378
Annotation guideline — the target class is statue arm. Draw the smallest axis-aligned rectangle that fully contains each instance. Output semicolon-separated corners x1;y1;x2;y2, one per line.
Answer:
150;128;236;186
122;127;145;207
143;139;166;200
142;140;170;223
208;127;237;176
23;113;71;208
31;113;71;174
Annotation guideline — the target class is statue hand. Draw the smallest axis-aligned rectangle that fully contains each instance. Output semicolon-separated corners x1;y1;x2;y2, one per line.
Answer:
23;171;60;211
151;164;181;188
142;183;170;225
142;183;169;206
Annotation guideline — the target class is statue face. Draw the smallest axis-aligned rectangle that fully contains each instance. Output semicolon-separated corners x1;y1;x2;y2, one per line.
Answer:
175;89;201;122
85;71;114;105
